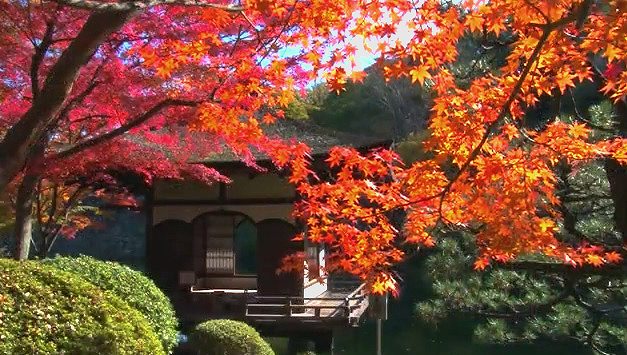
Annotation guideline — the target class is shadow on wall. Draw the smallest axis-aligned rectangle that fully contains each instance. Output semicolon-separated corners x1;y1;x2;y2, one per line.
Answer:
50;208;146;270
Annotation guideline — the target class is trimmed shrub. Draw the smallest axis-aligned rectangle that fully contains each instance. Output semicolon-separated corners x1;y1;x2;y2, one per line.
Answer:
43;255;178;353
0;258;163;354
189;319;274;355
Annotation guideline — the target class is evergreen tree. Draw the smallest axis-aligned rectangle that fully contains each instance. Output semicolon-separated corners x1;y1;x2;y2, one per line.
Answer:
417;100;626;355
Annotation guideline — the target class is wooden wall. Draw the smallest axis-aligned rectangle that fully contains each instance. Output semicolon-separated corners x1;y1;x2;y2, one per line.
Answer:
149;171;307;296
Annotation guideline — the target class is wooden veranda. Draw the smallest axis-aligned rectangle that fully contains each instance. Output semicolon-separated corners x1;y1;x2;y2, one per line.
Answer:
245;283;369;327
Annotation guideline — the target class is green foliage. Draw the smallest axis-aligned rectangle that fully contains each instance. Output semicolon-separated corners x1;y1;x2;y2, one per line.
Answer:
189;319;274;355
416;97;626;355
310;68;428;139
43;255;178;354
0;258;163;355
283;86;330;121
417;235;626;353
395;130;433;164
284;95;311;120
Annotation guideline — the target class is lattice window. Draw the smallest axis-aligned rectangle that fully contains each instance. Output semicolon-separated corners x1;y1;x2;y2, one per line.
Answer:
193;212;257;275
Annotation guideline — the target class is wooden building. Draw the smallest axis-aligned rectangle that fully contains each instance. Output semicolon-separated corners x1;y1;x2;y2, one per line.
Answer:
146;119;386;353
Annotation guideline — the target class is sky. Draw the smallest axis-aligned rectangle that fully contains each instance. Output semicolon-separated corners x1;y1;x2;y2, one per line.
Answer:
275;9;419;87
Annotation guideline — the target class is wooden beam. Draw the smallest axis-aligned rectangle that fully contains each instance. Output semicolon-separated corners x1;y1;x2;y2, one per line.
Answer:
152;197;296;206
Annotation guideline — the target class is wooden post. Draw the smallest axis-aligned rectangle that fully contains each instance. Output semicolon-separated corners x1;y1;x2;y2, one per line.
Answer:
376;318;382;355
286;297;292;316
369;293;388;355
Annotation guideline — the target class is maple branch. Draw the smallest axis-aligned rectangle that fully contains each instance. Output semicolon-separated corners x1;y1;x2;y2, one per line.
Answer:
53;98;199;159
35;180;45;235
30;21;56;100
45;186;85;255
255;0;298;61
45;183;59;236
239;12;263;45
521;0;549;23
57;78;102;122
434;0;594;218
68;114;111;126
0;8;138;193
435;29;552;219
47;0;245;12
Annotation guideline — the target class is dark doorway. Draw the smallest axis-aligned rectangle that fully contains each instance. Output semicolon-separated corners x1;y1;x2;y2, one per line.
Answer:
256;219;302;297
150;219;193;290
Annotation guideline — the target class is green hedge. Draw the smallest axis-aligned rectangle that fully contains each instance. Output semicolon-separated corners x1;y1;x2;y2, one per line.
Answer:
43;255;178;354
189;319;274;355
0;258;163;354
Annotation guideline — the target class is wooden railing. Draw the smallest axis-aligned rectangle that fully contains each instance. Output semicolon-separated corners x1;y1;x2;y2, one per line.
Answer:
245;283;368;324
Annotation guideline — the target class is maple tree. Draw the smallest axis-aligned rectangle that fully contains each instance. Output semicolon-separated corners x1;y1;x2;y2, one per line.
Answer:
297;22;626;353
0;0;625;298
296;48;624;352
416;98;626;354
279;0;627;295
13;179;142;258
0;0;307;258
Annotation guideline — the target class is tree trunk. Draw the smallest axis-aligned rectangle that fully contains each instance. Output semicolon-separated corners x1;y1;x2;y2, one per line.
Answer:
14;173;40;260
0;9;137;194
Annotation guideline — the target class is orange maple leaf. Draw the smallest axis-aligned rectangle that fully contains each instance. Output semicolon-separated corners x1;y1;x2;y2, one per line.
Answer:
555;71;575;94
538;219;556;233
409;66;431;85
604;251;623;264
466;15;483;33
603;44;621;62
473;258;490;270
568;123;590;139
350;70;367;83
586;254;605;267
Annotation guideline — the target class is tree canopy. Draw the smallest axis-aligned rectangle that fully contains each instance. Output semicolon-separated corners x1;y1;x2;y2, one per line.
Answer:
0;0;624;295
282;0;627;294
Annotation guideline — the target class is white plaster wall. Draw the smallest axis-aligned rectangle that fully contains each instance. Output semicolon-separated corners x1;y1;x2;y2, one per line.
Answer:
303;247;328;298
304;278;327;298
